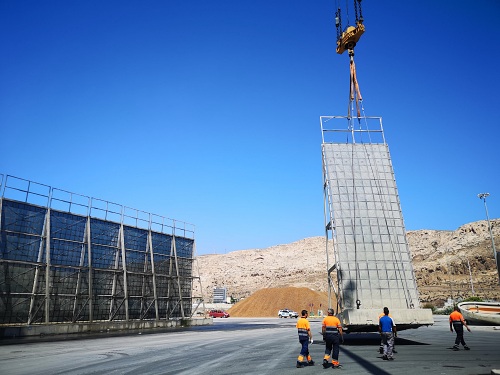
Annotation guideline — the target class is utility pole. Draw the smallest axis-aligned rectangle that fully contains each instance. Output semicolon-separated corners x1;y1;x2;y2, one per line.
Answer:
465;256;475;296
447;258;454;304
477;193;500;284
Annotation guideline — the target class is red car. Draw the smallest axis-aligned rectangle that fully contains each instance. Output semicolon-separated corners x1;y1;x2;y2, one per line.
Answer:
209;309;230;318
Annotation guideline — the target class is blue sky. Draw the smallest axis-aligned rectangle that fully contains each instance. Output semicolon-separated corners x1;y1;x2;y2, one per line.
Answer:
1;1;499;255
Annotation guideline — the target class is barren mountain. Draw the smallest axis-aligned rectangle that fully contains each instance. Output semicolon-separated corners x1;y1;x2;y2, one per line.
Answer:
194;219;500;307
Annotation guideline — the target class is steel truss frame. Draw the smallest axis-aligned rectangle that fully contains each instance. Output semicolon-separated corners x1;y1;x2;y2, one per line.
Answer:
0;175;202;325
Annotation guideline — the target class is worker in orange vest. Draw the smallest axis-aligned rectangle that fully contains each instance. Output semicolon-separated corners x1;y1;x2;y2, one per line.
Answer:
449;306;471;350
321;308;344;369
296;310;314;368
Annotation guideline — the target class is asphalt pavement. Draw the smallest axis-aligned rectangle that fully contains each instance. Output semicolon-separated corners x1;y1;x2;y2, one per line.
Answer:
0;315;499;375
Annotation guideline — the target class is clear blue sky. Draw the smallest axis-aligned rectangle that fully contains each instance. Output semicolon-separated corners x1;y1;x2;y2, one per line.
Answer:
1;1;499;255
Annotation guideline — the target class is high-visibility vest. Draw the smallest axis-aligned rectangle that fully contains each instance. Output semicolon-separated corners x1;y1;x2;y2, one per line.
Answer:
449;311;465;325
296;317;310;340
322;316;342;337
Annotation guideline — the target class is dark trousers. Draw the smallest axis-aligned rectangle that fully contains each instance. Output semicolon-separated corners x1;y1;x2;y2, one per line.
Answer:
324;334;340;361
299;339;310;357
453;323;466;346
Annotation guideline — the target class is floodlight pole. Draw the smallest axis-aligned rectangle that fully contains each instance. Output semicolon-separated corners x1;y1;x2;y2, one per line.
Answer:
477;193;499;284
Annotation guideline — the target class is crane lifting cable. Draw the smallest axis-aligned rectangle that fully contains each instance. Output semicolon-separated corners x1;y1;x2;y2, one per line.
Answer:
349;51;363;119
335;0;364;119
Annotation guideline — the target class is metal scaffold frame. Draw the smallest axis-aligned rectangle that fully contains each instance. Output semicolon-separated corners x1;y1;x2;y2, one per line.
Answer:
0;174;203;326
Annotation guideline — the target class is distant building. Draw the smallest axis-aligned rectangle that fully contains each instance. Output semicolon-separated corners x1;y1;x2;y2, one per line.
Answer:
213;287;227;303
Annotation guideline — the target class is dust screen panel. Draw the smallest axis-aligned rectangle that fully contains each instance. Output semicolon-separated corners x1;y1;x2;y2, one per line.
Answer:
1;185;195;324
323;143;419;309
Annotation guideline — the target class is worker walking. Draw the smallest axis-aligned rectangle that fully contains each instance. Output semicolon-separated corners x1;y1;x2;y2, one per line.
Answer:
321;308;343;369
378;309;397;354
379;307;397;360
296;309;314;368
449;306;471;351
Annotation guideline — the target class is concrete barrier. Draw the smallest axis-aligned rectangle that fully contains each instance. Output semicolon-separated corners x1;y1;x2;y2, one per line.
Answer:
0;318;212;340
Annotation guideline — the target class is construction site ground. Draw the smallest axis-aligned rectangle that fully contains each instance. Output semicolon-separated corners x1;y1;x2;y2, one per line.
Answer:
2;315;499;375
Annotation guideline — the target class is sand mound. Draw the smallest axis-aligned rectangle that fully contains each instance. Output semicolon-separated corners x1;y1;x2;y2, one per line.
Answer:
228;287;334;317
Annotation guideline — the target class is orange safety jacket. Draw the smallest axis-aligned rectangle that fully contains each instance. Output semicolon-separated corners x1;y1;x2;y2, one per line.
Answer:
296;317;310;341
322;315;342;338
449;311;465;325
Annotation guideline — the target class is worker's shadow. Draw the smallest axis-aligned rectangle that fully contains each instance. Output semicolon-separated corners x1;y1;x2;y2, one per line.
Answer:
341;333;430;346
311;334;429;375
311;332;429;347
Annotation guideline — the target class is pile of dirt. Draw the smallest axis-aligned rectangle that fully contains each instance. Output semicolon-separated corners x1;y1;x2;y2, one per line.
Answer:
228;286;334;317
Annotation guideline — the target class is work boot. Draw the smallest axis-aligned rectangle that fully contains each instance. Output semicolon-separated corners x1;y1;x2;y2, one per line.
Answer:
333;363;342;369
464;346;470;350
307;360;315;366
296;361;305;368
323;359;329;369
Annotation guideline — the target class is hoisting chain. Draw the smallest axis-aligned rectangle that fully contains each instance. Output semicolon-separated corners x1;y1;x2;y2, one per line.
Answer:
335;8;342;41
354;0;363;24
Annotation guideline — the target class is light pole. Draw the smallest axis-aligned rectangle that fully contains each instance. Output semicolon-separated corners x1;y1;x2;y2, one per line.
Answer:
477;193;499;284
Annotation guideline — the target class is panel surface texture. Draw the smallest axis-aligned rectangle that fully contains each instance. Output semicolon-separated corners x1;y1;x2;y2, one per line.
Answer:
323;143;419;310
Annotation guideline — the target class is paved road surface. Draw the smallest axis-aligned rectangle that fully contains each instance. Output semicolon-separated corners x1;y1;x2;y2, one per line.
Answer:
1;315;499;374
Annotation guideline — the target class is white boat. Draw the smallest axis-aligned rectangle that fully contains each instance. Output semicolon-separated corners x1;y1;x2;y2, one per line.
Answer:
458;301;500;325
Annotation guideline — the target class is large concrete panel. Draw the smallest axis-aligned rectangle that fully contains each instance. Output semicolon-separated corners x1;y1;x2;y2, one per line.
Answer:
323;143;419;311
321;133;432;329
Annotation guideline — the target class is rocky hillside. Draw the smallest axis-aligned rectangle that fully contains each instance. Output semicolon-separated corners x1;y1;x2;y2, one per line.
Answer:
193;219;500;307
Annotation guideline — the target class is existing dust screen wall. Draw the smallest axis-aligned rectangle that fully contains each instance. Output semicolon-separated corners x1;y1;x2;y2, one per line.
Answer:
0;175;195;325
